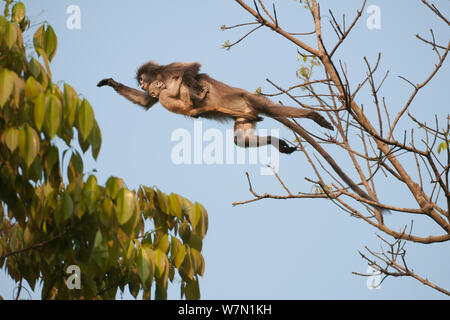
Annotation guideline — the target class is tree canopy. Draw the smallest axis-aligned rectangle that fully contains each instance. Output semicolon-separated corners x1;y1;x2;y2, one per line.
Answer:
0;1;208;300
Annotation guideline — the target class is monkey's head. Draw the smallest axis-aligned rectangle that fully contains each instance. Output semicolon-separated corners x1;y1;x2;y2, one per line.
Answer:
148;80;166;98
136;61;160;91
137;73;151;91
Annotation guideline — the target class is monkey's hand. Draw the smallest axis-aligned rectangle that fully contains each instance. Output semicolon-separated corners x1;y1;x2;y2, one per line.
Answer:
97;78;117;87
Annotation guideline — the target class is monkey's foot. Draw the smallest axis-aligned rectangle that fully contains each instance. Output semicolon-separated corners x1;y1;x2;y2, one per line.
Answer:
278;140;296;154
307;112;334;131
97;78;116;87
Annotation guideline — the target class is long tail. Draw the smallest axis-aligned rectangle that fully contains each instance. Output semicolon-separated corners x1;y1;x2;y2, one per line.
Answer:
248;95;334;130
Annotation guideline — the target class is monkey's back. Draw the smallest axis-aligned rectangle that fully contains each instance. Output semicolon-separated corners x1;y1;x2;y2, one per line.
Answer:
196;74;264;118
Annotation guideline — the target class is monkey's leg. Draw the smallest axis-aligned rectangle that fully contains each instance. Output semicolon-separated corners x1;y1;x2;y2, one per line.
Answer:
233;119;296;154
97;78;157;110
188;107;263;122
190;87;209;103
265;105;334;130
184;76;209;103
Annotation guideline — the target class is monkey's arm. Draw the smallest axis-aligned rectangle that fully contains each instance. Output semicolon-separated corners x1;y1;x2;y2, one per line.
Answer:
97;78;158;110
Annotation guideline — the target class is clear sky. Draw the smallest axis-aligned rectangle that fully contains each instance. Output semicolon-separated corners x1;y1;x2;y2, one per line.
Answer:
1;0;449;299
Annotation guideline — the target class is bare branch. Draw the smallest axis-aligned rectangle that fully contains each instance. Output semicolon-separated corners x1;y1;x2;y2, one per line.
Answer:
388;40;450;140
329;0;367;57
421;0;450;26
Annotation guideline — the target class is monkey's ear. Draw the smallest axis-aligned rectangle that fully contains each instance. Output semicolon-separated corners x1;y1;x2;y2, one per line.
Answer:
185;62;201;76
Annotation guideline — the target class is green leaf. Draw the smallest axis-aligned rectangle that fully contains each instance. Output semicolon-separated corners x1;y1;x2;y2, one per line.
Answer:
10;71;24;108
33;92;45;131
84;175;99;214
156;189;168;213
44;94;62;139
78;129;90;153
437;141;447;154
188;232;203;252
44;145;58;173
0;69;14;108
33;25;51;77
77;99;94;141
12;2;26;23
184;278;200;300
105;177;125;200
116;188;137;225
28;156;43;182
157;234;170;253
33;25;45;57
168;193;182;218
27;58;41;79
4;22;17;49
55;193;73;226
181;247;194;280
137;247;155;284
188;202;208;236
188;203;201;229
173;244;186;269
193;203;208;239
2;127;19;152
154;248;167;278
170;236;182;260
67;151;83;183
63;83;78;126
44;25;57;62
18;123;40;167
179;222;191;243
190;248;204;275
25;76;43;100
23;226;32;245
92;230;108;268
88;120;102;160
100;198;114;226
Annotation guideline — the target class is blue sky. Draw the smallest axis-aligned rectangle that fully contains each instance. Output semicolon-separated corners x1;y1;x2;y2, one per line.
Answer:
1;0;449;299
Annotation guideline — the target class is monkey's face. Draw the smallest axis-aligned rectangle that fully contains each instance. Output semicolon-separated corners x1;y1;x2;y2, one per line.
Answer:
138;73;150;91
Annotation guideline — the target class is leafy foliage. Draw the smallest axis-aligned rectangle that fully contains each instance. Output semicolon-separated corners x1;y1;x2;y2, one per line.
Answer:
296;54;320;81
0;1;208;300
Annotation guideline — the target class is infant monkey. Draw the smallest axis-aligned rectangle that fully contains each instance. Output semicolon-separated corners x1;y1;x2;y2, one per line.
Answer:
149;77;263;121
148;76;208;115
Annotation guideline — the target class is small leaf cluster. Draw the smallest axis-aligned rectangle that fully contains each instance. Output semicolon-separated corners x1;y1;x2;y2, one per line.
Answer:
437;133;448;155
296;54;321;82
